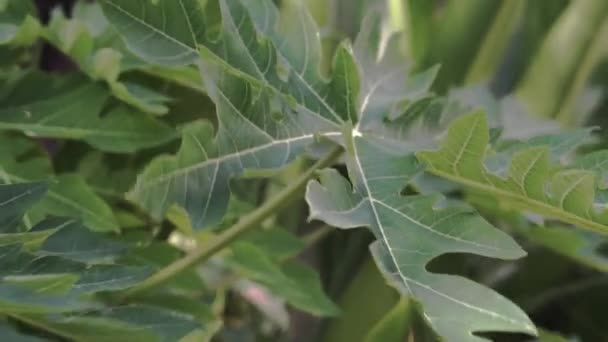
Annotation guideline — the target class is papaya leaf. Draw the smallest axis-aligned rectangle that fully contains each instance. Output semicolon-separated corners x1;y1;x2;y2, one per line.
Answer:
0;184;196;341
417;112;608;235
306;14;535;342
115;0;349;229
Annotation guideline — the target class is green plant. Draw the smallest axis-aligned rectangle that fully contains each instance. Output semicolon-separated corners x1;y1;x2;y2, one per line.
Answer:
1;0;607;341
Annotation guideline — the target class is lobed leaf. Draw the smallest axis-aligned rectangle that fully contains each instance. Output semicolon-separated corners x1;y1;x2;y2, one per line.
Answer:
417;112;608;234
305;13;535;341
123;16;344;228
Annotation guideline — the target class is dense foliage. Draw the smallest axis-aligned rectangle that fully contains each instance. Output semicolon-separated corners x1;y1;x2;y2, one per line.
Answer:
1;0;608;341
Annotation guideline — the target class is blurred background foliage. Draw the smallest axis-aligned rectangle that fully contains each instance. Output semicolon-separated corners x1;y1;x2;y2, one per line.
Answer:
294;0;608;341
2;0;608;341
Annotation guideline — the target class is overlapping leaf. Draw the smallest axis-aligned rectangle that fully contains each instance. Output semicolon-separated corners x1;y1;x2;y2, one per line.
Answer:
104;0;349;228
0;72;176;153
417;112;608;235
0;134;118;232
0;183;205;341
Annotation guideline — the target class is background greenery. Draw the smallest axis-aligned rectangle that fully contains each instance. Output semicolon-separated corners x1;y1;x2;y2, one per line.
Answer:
1;0;608;341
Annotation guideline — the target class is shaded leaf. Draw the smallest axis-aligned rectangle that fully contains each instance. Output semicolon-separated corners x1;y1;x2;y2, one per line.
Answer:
36;220;126;263
0;322;44;342
520;225;608;273
44;2;172;115
229;242;339;316
0;182;46;230
0;72;176;153
0;134;118;232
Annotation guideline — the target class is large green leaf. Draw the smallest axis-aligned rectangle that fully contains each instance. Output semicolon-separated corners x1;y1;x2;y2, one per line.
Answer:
114;0;351;229
0;72;176;153
305;14;535;342
417;112;608;235
307;166;534;341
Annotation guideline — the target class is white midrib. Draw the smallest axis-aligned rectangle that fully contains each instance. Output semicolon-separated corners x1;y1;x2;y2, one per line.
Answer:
355;69;404;131
349;133;530;329
0;188;34;207
135;131;342;190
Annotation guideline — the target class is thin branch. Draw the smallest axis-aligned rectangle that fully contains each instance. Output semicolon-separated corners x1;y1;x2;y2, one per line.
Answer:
118;146;343;300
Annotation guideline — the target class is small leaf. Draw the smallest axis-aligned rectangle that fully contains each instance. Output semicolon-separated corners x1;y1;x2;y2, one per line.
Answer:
0;182;47;230
0;283;90;314
0;138;119;232
0;72;176;153
36;220;127;263
0;2;40;46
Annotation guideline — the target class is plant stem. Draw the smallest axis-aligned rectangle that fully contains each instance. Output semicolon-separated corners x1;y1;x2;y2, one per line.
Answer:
119;146;343;300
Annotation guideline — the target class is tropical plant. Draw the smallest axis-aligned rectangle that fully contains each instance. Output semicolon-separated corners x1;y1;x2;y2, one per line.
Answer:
1;0;607;341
